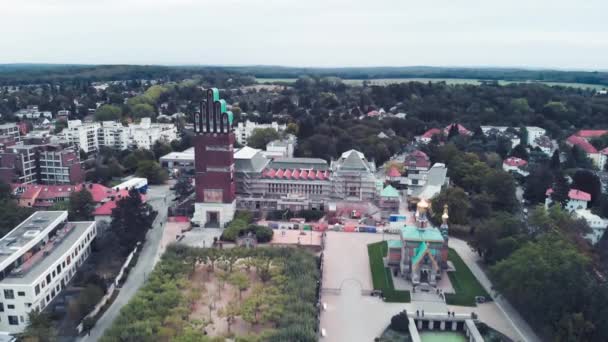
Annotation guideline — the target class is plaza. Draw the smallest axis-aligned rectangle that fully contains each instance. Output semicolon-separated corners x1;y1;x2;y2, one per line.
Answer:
319;231;523;342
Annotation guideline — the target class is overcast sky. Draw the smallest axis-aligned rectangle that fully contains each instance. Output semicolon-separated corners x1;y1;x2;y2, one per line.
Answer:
1;0;607;70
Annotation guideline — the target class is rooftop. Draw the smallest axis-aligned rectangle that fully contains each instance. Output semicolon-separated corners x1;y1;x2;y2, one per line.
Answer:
503;157;528;167
575;130;608;138
380;185;400;198
2;221;94;284
0;211;66;271
567;135;598;153
269;157;328;170
401;225;445;242
234;146;260;160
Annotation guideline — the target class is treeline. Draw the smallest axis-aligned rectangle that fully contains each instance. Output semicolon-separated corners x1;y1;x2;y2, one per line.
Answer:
0;64;257;86
2;64;608;86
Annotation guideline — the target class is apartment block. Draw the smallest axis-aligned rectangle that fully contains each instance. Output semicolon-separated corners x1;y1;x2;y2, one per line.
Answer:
0;145;84;185
0;211;96;334
234;120;286;145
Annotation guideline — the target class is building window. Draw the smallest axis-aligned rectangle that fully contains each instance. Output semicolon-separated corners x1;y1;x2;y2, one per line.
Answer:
17;291;25;297
4;289;14;299
7;304;14;309
0;303;3;312
46;274;51;284
8;316;18;325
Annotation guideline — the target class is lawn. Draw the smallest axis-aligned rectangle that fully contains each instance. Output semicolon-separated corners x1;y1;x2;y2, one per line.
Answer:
445;248;490;306
367;241;410;303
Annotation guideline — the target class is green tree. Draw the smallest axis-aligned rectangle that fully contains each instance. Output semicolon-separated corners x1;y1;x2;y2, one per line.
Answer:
174;177;194;198
484;170;518;212
152;141;173;159
69;188;94;221
18;309;57;342
551;173;570;208
492;236;590;336
219;300;241;334
229;272;250;301
550;149;561;170
110;187;152;250
571;170;602;205
94;104;122;121
130;103;155;118
136;160;168;185
247;128;280;149
431;187;471;225
510;144;529;160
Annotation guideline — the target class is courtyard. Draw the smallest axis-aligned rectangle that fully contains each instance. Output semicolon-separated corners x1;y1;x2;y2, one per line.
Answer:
319;231;523;342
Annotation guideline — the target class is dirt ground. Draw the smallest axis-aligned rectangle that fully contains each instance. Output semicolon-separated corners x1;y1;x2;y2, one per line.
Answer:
186;263;269;337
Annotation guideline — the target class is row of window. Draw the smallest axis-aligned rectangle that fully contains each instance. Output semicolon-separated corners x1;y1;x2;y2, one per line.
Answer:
266;183;325;195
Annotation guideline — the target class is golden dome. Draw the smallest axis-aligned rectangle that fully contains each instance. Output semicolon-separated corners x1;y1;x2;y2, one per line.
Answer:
417;199;429;212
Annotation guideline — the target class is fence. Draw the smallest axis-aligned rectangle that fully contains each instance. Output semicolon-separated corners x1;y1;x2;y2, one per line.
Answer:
76;243;140;334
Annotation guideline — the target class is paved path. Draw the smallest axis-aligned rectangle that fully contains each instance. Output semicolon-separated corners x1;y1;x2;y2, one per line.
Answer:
78;184;174;342
449;238;541;342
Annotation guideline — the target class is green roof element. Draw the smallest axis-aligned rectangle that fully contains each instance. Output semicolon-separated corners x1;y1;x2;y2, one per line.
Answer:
219;99;227;113
387;240;402;249
226;111;234;125
411;242;428;265
211;88;220;101
401;226;444;242
381;185;400;198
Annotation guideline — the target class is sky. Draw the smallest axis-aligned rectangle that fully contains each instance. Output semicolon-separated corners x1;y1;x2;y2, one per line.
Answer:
1;0;607;70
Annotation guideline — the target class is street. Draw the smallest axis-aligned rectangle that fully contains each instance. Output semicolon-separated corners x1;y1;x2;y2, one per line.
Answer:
78;184;174;342
449;238;542;342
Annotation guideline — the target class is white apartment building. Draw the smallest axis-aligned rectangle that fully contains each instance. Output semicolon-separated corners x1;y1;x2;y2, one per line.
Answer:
99;121;129;150
128;118;177;150
63;120;100;153
0;211;96;334
0;124;21;142
573;209;608;244
234;120;286;145
63;119;177;153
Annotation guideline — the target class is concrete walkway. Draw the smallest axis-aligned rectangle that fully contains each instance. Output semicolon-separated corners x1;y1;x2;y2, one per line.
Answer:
449;238;541;342
78;184;174;342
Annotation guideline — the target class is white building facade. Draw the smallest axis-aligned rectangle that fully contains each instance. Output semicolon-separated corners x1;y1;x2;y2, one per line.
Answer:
234;120;286;145
0;211;96;334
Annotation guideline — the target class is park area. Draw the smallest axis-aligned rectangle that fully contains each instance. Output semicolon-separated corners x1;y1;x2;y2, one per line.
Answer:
100;245;320;342
445;249;491;306
367;241;410;302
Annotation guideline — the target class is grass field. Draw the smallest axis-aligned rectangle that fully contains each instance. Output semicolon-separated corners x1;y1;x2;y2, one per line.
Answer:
367;241;410;303
445;248;490;306
256;77;606;90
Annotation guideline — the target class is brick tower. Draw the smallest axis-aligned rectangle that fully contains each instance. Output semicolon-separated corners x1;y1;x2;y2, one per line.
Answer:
191;88;236;227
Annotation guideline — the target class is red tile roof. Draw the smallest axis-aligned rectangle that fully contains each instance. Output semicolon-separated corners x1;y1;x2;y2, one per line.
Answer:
261;169;330;181
546;188;591;201
444;123;472;136
569;189;591;201
422;128;442;139
567;135;598;154
503;157;528;167
576;130;608;138
387;167;401;178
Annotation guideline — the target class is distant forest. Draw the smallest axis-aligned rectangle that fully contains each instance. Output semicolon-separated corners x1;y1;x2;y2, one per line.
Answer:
1;64;607;86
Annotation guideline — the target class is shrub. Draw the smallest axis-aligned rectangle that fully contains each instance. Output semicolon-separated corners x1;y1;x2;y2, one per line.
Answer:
298;209;325;222
389;310;409;333
253;225;274;243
